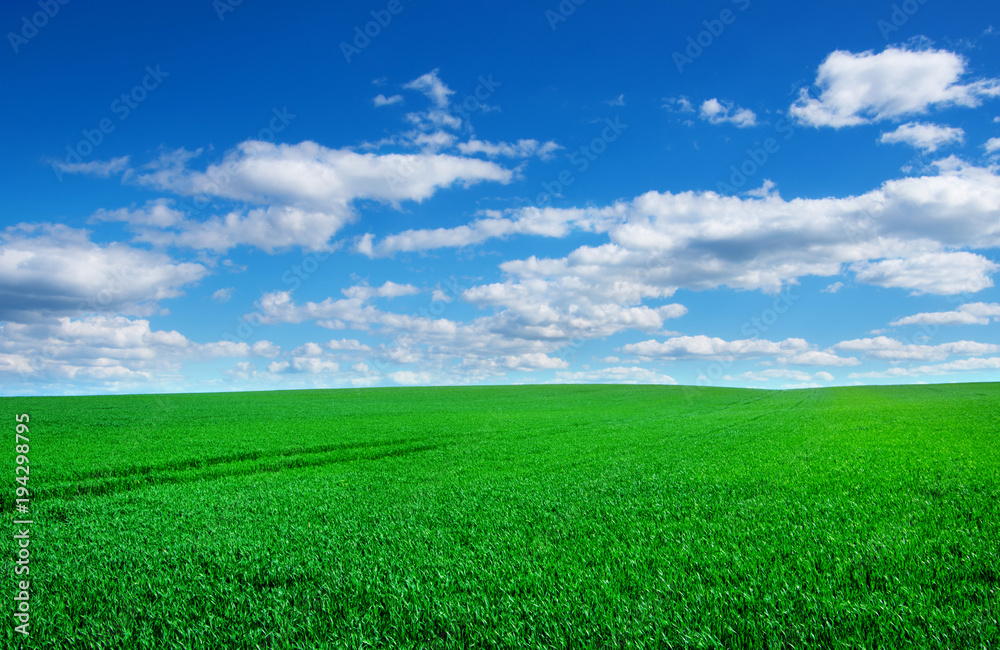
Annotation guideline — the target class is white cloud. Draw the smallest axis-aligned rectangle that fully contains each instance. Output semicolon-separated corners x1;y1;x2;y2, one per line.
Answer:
791;47;1000;127
464;279;688;342
373;94;403;107
822;282;845;294
457;139;561;160
0;224;207;321
890;302;1000;326
834;336;1000;361
358;204;624;257
492;353;568;371
355;159;1000;355
368;281;419;299
211;288;234;303
140;140;512;209
604;94;625;107
849;356;1000;379
50;156;129;179
879;122;965;152
738;369;834;383
431;288;453;303
0;315;279;386
411;131;456;152
450;159;1000;299
326;338;372;352
90;199;186;228
0;352;34;375
253;289;378;328
662;96;695;113
699;98;758;127
290;357;340;374
402;69;453;109
620;335;810;361
117;140;513;252
549;366;677;385
852;252;997;295
985;137;1000;153
781;351;860;366
249;275;687;385
388;370;432;385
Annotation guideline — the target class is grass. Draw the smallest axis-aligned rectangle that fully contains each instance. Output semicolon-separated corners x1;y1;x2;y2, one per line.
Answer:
3;383;999;648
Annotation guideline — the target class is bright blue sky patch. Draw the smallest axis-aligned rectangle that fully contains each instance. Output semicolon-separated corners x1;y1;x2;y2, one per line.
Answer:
2;0;999;395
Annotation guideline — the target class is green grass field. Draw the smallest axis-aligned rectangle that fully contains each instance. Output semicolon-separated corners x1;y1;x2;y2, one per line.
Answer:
4;383;1000;648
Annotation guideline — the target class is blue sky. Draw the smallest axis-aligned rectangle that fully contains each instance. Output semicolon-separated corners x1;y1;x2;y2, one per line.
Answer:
2;0;1000;395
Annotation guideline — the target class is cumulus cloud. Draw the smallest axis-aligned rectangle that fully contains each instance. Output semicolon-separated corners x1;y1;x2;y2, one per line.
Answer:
94;140;514;252
890;302;1000;326
662;96;695;113
849;356;1000;379
985;137;1000;154
457;138;561;160
736;369;835;383
0;315;279;386
437;158;1000;299
388;370;433;385
615;337;854;369
879;122;965;152
781;351;860;366
50;156;130;180
464;280;688;343
851;252;997;295
139;140;512;211
350;281;420;300
358;204;624;257
791;47;1000;127
402;69;454;109
373;94;403;107
549;366;677;385
699;98;758;127
90;199;186;228
0;224;207;322
620;335;811;361
326;338;373;352
247;270;687;385
834;336;1000;362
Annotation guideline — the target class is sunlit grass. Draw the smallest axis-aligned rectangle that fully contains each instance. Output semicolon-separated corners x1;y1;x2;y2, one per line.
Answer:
4;383;999;648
